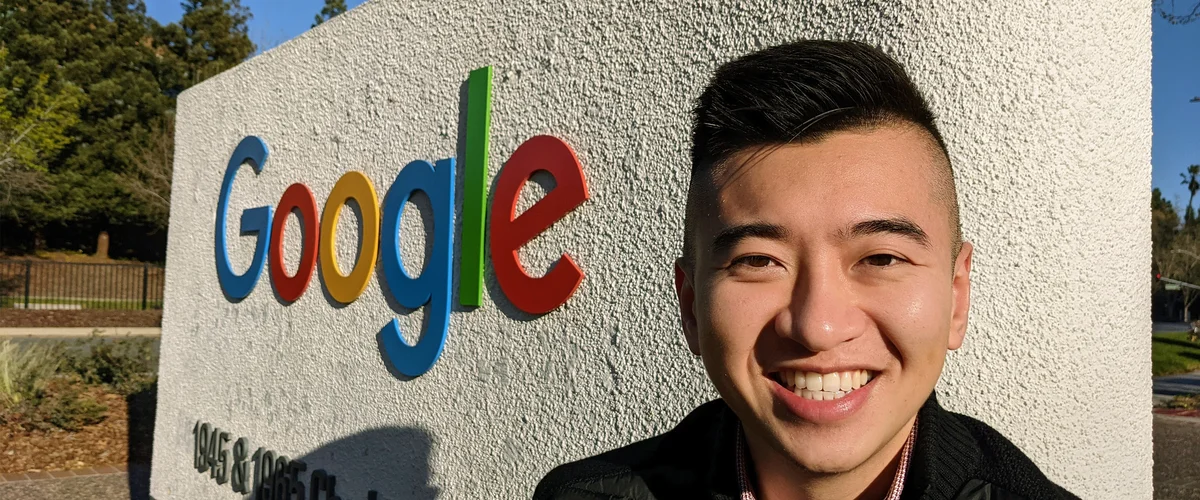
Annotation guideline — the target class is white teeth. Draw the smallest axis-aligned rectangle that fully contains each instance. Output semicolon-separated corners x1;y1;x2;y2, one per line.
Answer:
783;369;877;400
822;373;840;394
806;372;823;392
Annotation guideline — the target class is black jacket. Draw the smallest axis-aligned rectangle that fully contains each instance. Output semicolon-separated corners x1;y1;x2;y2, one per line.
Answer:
534;394;1078;500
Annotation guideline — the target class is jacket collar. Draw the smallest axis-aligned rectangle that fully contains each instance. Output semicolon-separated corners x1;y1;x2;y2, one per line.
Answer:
699;392;976;500
901;393;981;500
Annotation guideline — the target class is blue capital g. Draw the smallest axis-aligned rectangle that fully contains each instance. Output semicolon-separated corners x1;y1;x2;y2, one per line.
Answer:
215;136;273;301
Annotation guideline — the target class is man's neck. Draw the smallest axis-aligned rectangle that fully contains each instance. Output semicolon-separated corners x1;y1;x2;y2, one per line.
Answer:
747;416;917;500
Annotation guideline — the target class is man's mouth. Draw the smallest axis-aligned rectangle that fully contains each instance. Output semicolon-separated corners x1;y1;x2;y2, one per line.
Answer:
771;369;876;401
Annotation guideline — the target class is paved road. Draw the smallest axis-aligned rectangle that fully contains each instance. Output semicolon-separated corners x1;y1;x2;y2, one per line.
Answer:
1154;370;1200;408
1155;322;1192;333
1155;414;1200;499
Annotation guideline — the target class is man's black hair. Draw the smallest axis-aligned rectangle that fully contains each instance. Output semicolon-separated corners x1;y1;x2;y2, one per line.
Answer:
683;40;961;263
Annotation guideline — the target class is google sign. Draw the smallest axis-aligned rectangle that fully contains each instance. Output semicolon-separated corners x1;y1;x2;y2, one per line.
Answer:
213;67;589;377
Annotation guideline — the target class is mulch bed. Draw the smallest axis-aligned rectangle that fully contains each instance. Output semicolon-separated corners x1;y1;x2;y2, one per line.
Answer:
0;310;161;328
0;386;155;474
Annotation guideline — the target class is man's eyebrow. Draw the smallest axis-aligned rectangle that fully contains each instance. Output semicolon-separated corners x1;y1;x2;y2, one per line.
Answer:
843;217;930;247
710;223;789;254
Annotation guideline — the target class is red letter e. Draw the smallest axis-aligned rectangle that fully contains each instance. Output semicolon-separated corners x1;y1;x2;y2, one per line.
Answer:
489;135;589;314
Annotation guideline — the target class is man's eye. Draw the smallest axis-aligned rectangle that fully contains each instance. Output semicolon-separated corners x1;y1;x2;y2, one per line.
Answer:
862;254;904;267
732;255;774;268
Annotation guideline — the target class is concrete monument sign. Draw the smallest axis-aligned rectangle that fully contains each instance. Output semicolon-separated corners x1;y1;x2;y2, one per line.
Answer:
151;1;1152;498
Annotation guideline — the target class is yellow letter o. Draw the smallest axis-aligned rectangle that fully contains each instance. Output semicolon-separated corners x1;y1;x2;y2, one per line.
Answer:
319;171;380;304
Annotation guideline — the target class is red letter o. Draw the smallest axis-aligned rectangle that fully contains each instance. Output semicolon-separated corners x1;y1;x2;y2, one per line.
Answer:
269;183;320;303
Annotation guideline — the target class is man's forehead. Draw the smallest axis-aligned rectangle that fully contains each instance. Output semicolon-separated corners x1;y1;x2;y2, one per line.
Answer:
693;126;956;246
712;129;943;207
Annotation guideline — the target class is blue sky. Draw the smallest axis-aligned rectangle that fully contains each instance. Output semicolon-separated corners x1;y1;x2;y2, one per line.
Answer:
146;2;1200;209
1153;13;1200;209
145;1;368;55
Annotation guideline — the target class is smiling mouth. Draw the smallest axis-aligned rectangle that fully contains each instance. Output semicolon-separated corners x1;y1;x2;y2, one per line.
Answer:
771;369;876;401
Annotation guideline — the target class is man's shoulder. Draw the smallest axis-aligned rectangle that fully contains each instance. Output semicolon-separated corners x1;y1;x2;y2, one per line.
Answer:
533;399;737;500
532;444;658;500
919;400;1079;500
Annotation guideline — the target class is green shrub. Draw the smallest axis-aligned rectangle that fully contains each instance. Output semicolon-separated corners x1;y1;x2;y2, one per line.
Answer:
1;376;108;431
0;339;65;408
0;333;157;432
41;379;108;431
1166;393;1200;410
64;331;159;396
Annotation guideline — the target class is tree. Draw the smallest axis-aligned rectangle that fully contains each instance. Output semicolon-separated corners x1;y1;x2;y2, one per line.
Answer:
1154;0;1200;24
0;0;185;250
119;118;174;229
312;0;349;28
1155;1;1200;101
1181;165;1200;226
1157;229;1200;322
1153;189;1180;262
0;0;255;259
0;47;84;251
1154;189;1183;320
173;0;256;85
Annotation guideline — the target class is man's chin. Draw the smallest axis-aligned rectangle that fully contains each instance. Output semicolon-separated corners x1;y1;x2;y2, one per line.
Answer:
785;452;868;475
767;425;877;475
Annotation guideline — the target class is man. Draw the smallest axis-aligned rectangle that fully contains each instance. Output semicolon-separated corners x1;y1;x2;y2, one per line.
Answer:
533;41;1076;500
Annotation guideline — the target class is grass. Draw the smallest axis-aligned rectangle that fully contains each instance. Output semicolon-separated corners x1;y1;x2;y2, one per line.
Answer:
0;340;64;407
1152;331;1200;377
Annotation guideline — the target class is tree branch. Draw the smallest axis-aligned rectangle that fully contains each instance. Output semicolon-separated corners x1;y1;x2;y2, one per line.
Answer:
1155;0;1200;24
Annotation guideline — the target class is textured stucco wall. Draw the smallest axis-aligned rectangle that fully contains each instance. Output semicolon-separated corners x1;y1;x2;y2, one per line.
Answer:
150;1;1152;498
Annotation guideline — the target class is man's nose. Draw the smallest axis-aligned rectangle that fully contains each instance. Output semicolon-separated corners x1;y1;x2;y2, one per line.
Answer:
773;262;867;353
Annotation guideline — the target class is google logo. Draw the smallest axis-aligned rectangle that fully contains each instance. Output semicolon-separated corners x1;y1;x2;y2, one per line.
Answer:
213;67;589;377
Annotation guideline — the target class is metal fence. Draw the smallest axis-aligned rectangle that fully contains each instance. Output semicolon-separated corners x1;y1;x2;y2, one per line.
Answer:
0;259;165;310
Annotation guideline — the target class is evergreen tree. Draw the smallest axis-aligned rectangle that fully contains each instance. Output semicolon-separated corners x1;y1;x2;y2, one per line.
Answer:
176;0;256;84
313;0;349;27
0;46;83;240
0;0;254;259
1182;165;1200;227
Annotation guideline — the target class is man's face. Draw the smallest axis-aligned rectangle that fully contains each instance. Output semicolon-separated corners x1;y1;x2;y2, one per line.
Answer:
675;124;972;474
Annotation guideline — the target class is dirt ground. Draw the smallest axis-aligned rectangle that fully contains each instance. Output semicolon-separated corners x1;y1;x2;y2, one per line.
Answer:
0;386;155;474
0;310;161;327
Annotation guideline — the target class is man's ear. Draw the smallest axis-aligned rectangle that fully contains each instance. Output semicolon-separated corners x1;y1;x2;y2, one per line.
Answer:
674;258;701;356
948;241;973;351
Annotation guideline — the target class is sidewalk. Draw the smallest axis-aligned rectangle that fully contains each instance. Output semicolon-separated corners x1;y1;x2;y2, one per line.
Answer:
0;327;160;338
0;470;136;500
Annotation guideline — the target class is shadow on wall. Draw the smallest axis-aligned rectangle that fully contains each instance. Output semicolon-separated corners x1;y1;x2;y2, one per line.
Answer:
125;388;439;499
247;427;439;500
